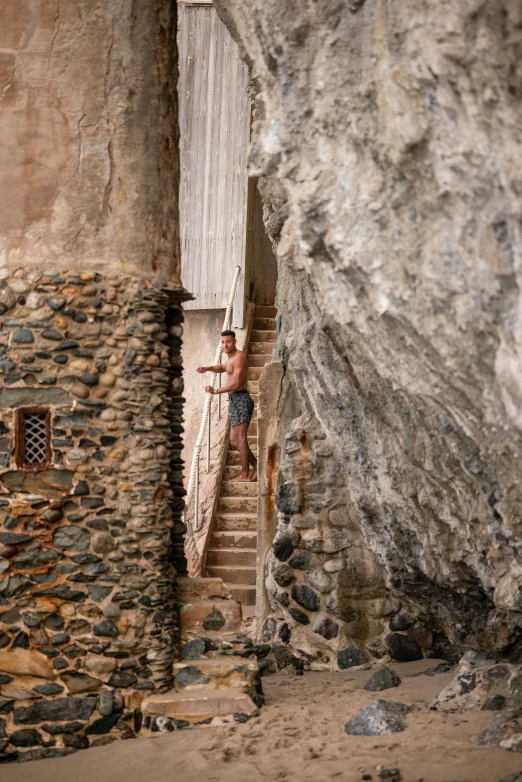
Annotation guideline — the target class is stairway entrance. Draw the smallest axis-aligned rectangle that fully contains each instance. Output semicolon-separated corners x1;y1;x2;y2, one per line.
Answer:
205;304;277;609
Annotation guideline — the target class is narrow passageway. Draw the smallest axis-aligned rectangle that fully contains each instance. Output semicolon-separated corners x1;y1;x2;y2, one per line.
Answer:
206;305;277;611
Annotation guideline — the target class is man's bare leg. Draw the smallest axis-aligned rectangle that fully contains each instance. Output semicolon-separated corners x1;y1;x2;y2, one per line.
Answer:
249;447;257;482
231;423;251;482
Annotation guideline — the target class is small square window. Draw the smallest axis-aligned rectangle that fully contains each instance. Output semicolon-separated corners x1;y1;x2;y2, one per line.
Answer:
16;408;52;472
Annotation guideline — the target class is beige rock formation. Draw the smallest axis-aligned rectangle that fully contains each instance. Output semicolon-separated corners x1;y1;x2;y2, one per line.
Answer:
215;0;522;657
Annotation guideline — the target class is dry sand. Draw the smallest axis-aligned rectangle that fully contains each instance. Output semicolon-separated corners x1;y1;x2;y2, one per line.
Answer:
7;659;522;782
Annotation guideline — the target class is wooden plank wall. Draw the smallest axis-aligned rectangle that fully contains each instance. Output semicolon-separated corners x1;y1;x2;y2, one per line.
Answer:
178;3;250;326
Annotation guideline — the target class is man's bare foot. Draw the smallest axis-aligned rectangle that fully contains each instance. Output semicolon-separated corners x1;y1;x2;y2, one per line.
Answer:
250;468;257;482
232;473;251;482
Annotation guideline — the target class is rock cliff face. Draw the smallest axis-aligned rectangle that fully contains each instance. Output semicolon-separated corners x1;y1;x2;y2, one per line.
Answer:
216;0;522;658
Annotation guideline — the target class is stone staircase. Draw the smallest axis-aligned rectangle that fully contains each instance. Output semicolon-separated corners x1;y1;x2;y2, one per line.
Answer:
205;305;277;607
141;576;263;730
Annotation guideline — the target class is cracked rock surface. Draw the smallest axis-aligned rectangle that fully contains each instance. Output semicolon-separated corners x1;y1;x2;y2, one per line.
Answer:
215;0;522;656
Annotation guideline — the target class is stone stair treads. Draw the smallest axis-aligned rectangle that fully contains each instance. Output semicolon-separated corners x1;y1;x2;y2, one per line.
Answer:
142;688;258;724
205;304;277;607
173;657;258;690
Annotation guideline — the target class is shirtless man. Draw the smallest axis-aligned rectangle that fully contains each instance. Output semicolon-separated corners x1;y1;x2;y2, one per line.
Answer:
197;330;257;482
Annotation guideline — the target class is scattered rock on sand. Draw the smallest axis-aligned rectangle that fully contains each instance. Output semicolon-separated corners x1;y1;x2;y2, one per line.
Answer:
364;666;401;692
344;699;412;736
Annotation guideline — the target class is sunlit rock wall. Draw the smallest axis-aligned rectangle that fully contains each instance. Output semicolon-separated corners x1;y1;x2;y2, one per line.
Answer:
216;0;522;658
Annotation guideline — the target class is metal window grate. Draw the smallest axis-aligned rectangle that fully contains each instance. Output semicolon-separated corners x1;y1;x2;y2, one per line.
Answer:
23;413;49;464
16;407;52;471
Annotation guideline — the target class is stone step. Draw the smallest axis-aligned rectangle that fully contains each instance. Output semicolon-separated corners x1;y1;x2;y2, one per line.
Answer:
249;342;273;356
173;657;258;690
251;330;277;342
206;548;257;568
247;435;257;447
176;576;230;601
253;317;276;331
142;688;258;724
225;464;257;479
255;305;277;318
218;496;257;513
180;599;242;636
228;585;257;606
248;421;258;435
247;380;259;394
248;366;265;380
214;513;257;531
211;530;257;549
226;451;258;466
207;565;257;585
181;636;255;660
247;353;272;367
221;480;257;497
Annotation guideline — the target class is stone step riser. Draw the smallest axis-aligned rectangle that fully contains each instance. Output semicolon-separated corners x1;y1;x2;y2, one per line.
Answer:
214;514;257;532
255;305;277;318
142;690;258;726
249;342;274;355
180;599;242;635
247;353;272;366
210;531;257;549
218;497;257;513
173;659;258;691
206;548;256;567
206;565;257;585
248;367;265;380
253;318;276;330
176;576;230;601
250;330;277;341
221;480;257;497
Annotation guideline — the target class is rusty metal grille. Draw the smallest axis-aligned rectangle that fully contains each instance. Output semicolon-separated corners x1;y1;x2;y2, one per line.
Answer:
23;413;49;464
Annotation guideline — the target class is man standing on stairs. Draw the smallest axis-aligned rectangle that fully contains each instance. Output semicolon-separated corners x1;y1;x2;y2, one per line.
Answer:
198;330;257;482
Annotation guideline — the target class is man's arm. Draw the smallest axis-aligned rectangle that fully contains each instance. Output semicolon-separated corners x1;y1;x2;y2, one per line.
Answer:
197;362;226;374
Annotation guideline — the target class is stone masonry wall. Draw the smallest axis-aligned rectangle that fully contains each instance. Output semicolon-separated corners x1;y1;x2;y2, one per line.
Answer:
0;268;185;762
263;414;439;670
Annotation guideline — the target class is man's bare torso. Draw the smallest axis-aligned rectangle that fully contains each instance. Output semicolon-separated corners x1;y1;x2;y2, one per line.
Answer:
223;349;249;392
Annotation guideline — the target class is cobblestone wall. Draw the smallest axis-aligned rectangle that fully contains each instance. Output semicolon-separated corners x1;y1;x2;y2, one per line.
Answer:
0;268;186;761
263;414;436;670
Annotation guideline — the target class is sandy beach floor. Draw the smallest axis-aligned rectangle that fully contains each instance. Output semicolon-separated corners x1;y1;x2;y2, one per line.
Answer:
7;658;522;782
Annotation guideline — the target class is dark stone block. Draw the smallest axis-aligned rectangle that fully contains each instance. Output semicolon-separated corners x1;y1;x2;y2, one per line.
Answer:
274;565;295;587
84;714;119;735
46;296;66;311
38;586;86;602
43;614;65;630
88;585;113;602
81;497;105;508
14;697;96;725
79;373;99;387
12;631;30;649
9;729;42;747
273;536;295;562
202;608;226;631
42;329;64;341
364;667;402;692
74;481;90;496
275;482;304;515
108;671;138;688
63;645;85;659
288;550;320;570
344;700;412;736
34;683;64;695
1;575;31;597
312;617;338;640
482;695;506;711
278;624;291;644
94;620;118;638
0;387;70;409
338;644;368;669
12;329;34;344
14;543;62;569
288;608;310;624
41;722;84;735
72;311;88;324
385;633;423;663
51;633;70;646
291;584;320;612
0;607;19;624
17;748;77;762
53;341;79;351
0;358;16;374
174;667;209;688
53;526;90;552
0;532;32;545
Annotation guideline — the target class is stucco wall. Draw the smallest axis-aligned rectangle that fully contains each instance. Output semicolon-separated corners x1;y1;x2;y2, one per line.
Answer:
0;0;179;284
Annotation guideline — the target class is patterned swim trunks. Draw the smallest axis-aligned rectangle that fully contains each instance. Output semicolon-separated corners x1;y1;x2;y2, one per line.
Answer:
229;390;255;428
